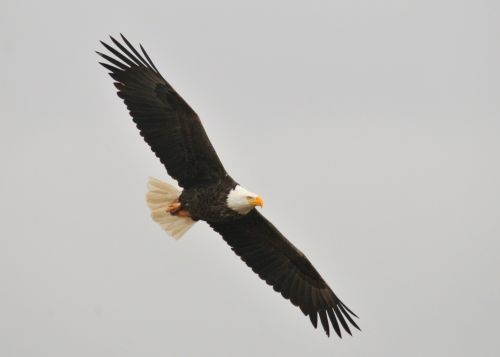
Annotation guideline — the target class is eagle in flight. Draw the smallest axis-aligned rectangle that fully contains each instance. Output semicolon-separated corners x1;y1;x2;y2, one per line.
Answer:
97;35;360;338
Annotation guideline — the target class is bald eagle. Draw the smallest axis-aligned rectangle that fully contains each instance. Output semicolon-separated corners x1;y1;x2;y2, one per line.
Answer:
97;35;360;338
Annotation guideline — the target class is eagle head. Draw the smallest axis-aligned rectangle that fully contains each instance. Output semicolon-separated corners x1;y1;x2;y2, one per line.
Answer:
227;185;264;214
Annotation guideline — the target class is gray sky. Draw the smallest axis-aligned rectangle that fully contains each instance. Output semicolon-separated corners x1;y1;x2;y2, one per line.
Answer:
1;0;500;356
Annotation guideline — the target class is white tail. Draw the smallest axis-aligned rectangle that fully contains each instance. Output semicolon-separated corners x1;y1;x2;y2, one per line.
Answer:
146;177;195;240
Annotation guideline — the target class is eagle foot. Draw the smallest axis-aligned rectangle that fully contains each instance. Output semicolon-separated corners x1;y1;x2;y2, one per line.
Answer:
166;201;181;215
166;201;191;218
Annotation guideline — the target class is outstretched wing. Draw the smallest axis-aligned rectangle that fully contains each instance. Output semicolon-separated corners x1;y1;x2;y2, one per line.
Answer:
97;35;227;188
209;210;360;338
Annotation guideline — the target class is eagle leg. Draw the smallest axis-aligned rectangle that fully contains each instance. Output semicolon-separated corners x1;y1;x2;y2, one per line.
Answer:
166;201;181;214
166;200;191;218
176;210;191;218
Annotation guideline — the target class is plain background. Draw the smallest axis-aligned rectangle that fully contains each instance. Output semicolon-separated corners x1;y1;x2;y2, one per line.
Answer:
1;0;499;356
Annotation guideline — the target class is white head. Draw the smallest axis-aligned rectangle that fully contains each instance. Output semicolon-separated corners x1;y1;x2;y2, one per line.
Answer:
226;185;264;214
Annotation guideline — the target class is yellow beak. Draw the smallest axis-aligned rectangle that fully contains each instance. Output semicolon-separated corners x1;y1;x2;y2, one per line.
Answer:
248;196;264;208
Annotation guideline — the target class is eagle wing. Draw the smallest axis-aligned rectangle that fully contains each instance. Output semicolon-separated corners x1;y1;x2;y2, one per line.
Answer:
209;210;360;337
97;35;227;188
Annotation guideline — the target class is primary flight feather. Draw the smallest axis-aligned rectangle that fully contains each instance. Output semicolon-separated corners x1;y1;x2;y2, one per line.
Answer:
97;34;360;338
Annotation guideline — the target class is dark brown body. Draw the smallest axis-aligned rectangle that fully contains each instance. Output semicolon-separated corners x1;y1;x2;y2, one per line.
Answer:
179;176;241;222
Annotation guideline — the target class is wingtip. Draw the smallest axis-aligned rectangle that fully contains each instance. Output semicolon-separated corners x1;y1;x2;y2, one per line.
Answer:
338;302;361;331
340;301;359;319
309;312;318;329
98;62;121;73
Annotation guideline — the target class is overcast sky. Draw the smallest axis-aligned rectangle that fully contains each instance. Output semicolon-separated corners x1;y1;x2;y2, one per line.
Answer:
1;0;500;356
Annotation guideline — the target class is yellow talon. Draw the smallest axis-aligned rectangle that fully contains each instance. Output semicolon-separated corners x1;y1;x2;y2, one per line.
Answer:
166;201;181;214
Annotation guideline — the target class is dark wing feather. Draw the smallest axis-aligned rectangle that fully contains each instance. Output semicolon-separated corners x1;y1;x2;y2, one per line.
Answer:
97;35;227;188
208;210;360;338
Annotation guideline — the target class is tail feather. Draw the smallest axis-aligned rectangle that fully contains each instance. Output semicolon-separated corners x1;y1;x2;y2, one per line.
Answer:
146;177;195;240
